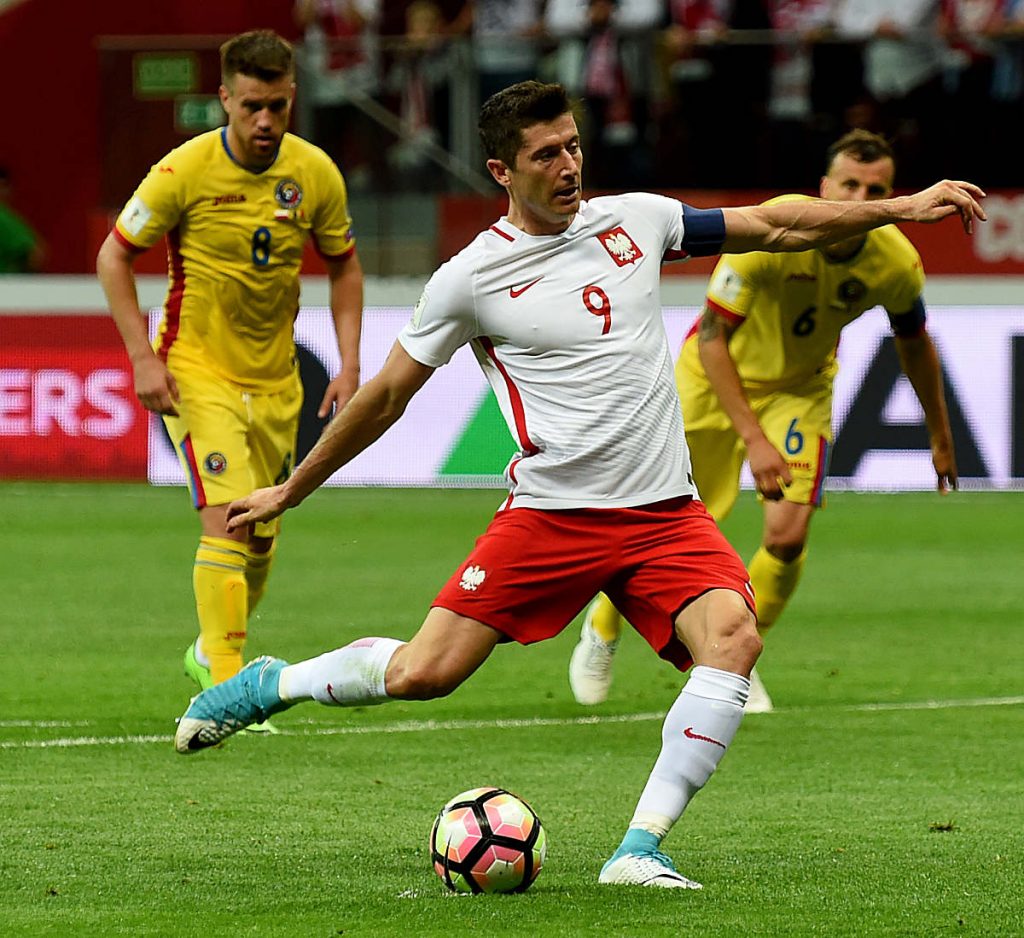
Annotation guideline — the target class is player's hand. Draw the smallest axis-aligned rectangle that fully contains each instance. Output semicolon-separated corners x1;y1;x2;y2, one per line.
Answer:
318;370;359;419
226;485;290;532
931;436;959;495
747;437;793;501
897;181;987;234
133;355;180;416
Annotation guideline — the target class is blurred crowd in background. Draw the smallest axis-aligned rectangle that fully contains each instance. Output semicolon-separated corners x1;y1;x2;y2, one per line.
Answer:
295;0;1024;193
1;1;1021;275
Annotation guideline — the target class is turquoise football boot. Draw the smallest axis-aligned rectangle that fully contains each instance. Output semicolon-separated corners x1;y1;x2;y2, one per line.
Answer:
175;656;289;754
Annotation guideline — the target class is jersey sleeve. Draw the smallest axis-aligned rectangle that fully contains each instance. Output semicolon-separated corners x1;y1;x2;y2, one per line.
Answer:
704;252;768;324
881;248;926;317
310;156;356;259
626;191;724;262
397;257;477;368
113;154;186;252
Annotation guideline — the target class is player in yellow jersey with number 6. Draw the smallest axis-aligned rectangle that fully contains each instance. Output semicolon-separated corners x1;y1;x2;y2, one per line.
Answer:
570;131;958;713
98;30;364;728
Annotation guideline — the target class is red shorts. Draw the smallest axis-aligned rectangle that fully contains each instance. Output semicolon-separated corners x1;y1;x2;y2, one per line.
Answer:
432;496;754;672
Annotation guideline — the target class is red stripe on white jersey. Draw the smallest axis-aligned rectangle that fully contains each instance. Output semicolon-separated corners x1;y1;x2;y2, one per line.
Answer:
501;456;522;510
477;337;537;455
489;224;515;242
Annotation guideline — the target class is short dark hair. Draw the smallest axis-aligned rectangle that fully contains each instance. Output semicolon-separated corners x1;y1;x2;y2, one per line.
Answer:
478;81;575;166
220;30;293;86
825;130;895;175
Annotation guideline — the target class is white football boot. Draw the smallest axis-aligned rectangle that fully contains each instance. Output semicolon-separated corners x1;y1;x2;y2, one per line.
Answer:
745;665;774;714
568;600;619;705
599;852;703;889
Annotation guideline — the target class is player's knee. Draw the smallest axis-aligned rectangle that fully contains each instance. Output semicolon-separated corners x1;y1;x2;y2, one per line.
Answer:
733;615;763;669
763;537;806;562
679;590;761;672
248;534;275;555
722;605;761;659
705;598;762;672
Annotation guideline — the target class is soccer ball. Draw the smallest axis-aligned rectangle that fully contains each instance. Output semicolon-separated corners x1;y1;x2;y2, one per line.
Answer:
429;787;547;894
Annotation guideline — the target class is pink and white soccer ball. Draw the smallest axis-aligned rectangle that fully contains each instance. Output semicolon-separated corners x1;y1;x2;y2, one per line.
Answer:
429;787;547;893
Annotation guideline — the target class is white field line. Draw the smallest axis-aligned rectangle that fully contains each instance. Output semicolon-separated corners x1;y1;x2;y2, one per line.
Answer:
2;695;1023;751
1;734;171;749
843;695;1024;712
0;720;92;727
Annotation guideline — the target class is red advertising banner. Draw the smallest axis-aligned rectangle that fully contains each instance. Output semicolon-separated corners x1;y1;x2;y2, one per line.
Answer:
0;316;148;480
439;190;1024;277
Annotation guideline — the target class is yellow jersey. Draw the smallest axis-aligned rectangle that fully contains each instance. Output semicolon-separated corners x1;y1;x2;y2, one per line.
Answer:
114;128;355;389
678;195;925;393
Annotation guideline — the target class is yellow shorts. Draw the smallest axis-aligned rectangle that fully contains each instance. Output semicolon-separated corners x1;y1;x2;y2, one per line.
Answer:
162;363;302;538
679;367;833;520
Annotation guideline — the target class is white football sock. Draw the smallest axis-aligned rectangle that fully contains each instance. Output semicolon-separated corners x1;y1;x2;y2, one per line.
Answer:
629;665;750;839
277;637;404;706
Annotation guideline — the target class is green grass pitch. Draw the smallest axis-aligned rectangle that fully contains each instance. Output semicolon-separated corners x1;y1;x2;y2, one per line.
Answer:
1;483;1021;937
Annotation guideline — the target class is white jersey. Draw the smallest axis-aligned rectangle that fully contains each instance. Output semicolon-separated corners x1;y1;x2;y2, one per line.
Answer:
398;193;725;510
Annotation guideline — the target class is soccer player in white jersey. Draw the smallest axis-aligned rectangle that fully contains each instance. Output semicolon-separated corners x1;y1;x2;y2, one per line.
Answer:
568;129;960;714
173;82;985;889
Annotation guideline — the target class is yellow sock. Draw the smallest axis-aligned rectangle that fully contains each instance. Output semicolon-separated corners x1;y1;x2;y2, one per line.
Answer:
590;592;624;643
748;546;807;635
193;536;248;684
245;543;276;616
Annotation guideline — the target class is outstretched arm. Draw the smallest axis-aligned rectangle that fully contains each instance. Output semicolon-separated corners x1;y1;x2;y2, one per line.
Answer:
720;180;986;255
697;307;792;499
227;341;435;530
894;332;958;493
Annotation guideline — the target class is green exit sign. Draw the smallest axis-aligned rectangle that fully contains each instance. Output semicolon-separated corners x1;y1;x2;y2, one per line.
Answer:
175;95;225;133
134;52;199;98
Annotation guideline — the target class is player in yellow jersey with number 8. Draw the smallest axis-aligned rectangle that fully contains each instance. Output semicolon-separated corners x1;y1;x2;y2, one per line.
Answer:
98;30;364;728
570;130;958;713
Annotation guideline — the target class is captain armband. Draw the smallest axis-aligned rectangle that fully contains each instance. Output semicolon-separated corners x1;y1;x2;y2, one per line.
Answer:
680;205;726;258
